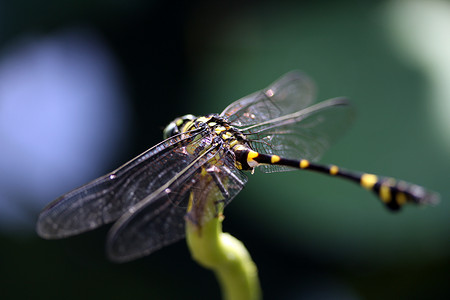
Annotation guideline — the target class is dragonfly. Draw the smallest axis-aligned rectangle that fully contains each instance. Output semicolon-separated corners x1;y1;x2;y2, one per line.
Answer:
36;71;439;263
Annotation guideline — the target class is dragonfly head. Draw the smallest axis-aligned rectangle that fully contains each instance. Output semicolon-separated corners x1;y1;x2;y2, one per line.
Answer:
163;114;197;139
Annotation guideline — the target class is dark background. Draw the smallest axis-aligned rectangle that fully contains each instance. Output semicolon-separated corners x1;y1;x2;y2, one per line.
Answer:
0;0;448;299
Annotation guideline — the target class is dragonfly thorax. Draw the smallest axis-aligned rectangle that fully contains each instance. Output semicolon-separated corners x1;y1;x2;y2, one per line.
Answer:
194;115;255;171
169;114;252;170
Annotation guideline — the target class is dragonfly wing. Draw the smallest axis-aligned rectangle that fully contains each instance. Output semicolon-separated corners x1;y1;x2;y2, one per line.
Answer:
187;152;248;225
106;147;247;263
242;98;354;173
220;71;315;127
36;129;206;239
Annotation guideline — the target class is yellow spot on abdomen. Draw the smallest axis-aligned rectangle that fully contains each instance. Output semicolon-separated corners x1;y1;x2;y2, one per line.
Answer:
299;159;309;169
329;165;339;175
379;184;392;203
247;150;259;167
271;155;281;164
248;151;258;160
360;174;378;190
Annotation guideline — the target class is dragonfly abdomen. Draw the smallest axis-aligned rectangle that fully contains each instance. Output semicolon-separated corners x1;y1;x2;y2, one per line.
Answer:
233;145;438;211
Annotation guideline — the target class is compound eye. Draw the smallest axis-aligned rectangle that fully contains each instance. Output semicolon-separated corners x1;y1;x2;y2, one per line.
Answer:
163;114;197;139
163;122;178;139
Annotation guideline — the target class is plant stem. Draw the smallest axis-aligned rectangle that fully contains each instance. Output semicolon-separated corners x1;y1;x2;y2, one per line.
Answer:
186;202;261;300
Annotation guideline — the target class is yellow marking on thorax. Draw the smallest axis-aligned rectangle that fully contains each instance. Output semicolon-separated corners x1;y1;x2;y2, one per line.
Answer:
379;184;392;203
222;131;233;140
299;159;309;169
233;144;246;151
271;155;281;164
197;116;211;123
329;165;339;175
208;122;217;127
215;126;226;135
396;192;407;206
360;174;378;190
229;140;238;147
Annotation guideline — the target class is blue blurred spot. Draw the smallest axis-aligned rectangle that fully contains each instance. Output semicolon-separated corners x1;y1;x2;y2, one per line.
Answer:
0;28;130;234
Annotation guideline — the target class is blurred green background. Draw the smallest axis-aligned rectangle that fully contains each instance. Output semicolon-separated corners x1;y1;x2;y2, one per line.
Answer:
0;0;448;299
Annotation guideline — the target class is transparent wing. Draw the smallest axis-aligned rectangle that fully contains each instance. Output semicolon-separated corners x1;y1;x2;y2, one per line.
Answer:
106;146;247;263
220;71;315;127
36;128;207;239
187;153;248;225
242;98;354;173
